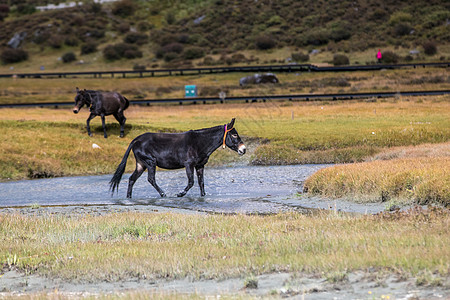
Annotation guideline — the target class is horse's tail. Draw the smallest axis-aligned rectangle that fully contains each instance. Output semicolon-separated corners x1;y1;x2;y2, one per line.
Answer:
109;140;135;196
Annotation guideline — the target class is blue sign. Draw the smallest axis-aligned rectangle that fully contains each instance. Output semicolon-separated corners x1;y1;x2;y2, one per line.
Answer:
185;85;197;97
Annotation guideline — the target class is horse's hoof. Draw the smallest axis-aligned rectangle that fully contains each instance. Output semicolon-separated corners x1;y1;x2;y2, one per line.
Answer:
89;133;93;137
177;192;185;197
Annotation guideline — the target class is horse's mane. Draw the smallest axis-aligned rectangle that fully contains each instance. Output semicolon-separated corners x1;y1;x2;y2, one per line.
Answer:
193;124;224;134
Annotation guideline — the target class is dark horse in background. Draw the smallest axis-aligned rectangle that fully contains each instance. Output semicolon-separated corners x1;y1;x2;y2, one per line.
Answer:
110;118;246;198
73;87;129;138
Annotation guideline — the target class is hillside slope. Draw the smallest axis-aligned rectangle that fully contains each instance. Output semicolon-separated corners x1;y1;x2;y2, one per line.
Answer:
0;0;449;68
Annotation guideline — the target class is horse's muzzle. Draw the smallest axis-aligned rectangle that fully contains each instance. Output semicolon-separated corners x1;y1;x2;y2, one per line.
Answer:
73;108;79;114
238;144;246;155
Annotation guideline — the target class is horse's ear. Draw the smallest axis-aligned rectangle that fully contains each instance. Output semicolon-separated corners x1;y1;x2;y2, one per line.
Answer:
228;118;235;129
76;87;79;93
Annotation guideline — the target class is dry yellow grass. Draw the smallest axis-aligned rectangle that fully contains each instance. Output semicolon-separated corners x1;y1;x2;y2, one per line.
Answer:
304;143;450;206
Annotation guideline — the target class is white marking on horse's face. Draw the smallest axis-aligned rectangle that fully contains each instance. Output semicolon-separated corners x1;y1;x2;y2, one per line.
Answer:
238;144;246;155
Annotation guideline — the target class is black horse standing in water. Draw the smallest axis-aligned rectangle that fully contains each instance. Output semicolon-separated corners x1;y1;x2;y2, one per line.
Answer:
110;118;246;198
73;87;129;138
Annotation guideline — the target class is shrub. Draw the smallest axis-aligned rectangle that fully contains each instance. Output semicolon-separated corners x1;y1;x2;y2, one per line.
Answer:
87;29;105;39
333;54;349;66
1;48;28;64
133;64;146;71
422;42;437;56
393;23;412;36
103;46;121;61
123;49;142;59
165;10;176;25
255;35;276;50
182;46;205;59
112;0;135;17
155;42;184;59
291;52;309;62
163;52;179;62
103;43;142;60
15;4;35;15
305;29;329;46
124;33;148;45
48;35;63;49
381;51;399;63
80;42;97;55
137;21;152;32
116;22;130;34
62;52;76;63
64;36;79;47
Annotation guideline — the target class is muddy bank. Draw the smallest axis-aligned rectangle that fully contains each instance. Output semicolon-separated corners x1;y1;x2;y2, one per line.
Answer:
1;269;448;299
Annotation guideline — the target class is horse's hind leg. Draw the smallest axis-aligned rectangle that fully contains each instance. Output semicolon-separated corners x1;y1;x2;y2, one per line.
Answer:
113;112;126;138
101;114;107;138
146;164;166;197
127;161;146;198
177;165;195;197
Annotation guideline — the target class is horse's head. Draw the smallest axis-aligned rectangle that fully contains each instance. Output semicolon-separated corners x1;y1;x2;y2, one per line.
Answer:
223;118;246;155
73;87;91;114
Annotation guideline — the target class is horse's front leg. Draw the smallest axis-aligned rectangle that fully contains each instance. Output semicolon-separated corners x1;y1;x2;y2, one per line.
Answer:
101;114;107;138
177;165;195;197
86;113;96;137
195;166;206;197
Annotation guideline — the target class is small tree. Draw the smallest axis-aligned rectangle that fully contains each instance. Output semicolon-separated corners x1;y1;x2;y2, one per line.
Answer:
333;54;349;66
422;42;437;56
62;52;76;63
255;35;276;50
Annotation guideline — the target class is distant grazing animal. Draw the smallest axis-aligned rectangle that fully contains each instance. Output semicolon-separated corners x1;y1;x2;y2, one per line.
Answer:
73;87;129;138
239;73;279;86
110;118;246;198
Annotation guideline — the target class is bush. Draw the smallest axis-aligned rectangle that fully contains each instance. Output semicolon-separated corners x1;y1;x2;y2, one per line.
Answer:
182;46;205;60
381;51;399;64
1;48;28;64
103;43;142;60
291;52;309;62
156;42;184;58
255;35;276;50
394;23;412;36
62;52;76;63
333;54;349;66
112;0;135;17
15;4;35;15
80;42;97;55
64;36;79;47
124;33;148;45
48;35;63;49
422;42;437;56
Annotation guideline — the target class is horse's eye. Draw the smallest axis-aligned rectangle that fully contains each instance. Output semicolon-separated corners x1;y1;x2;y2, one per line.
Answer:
232;134;238;138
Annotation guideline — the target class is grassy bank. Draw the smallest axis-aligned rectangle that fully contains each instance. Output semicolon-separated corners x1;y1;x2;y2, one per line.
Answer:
1;210;448;282
0;99;448;176
304;156;449;207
